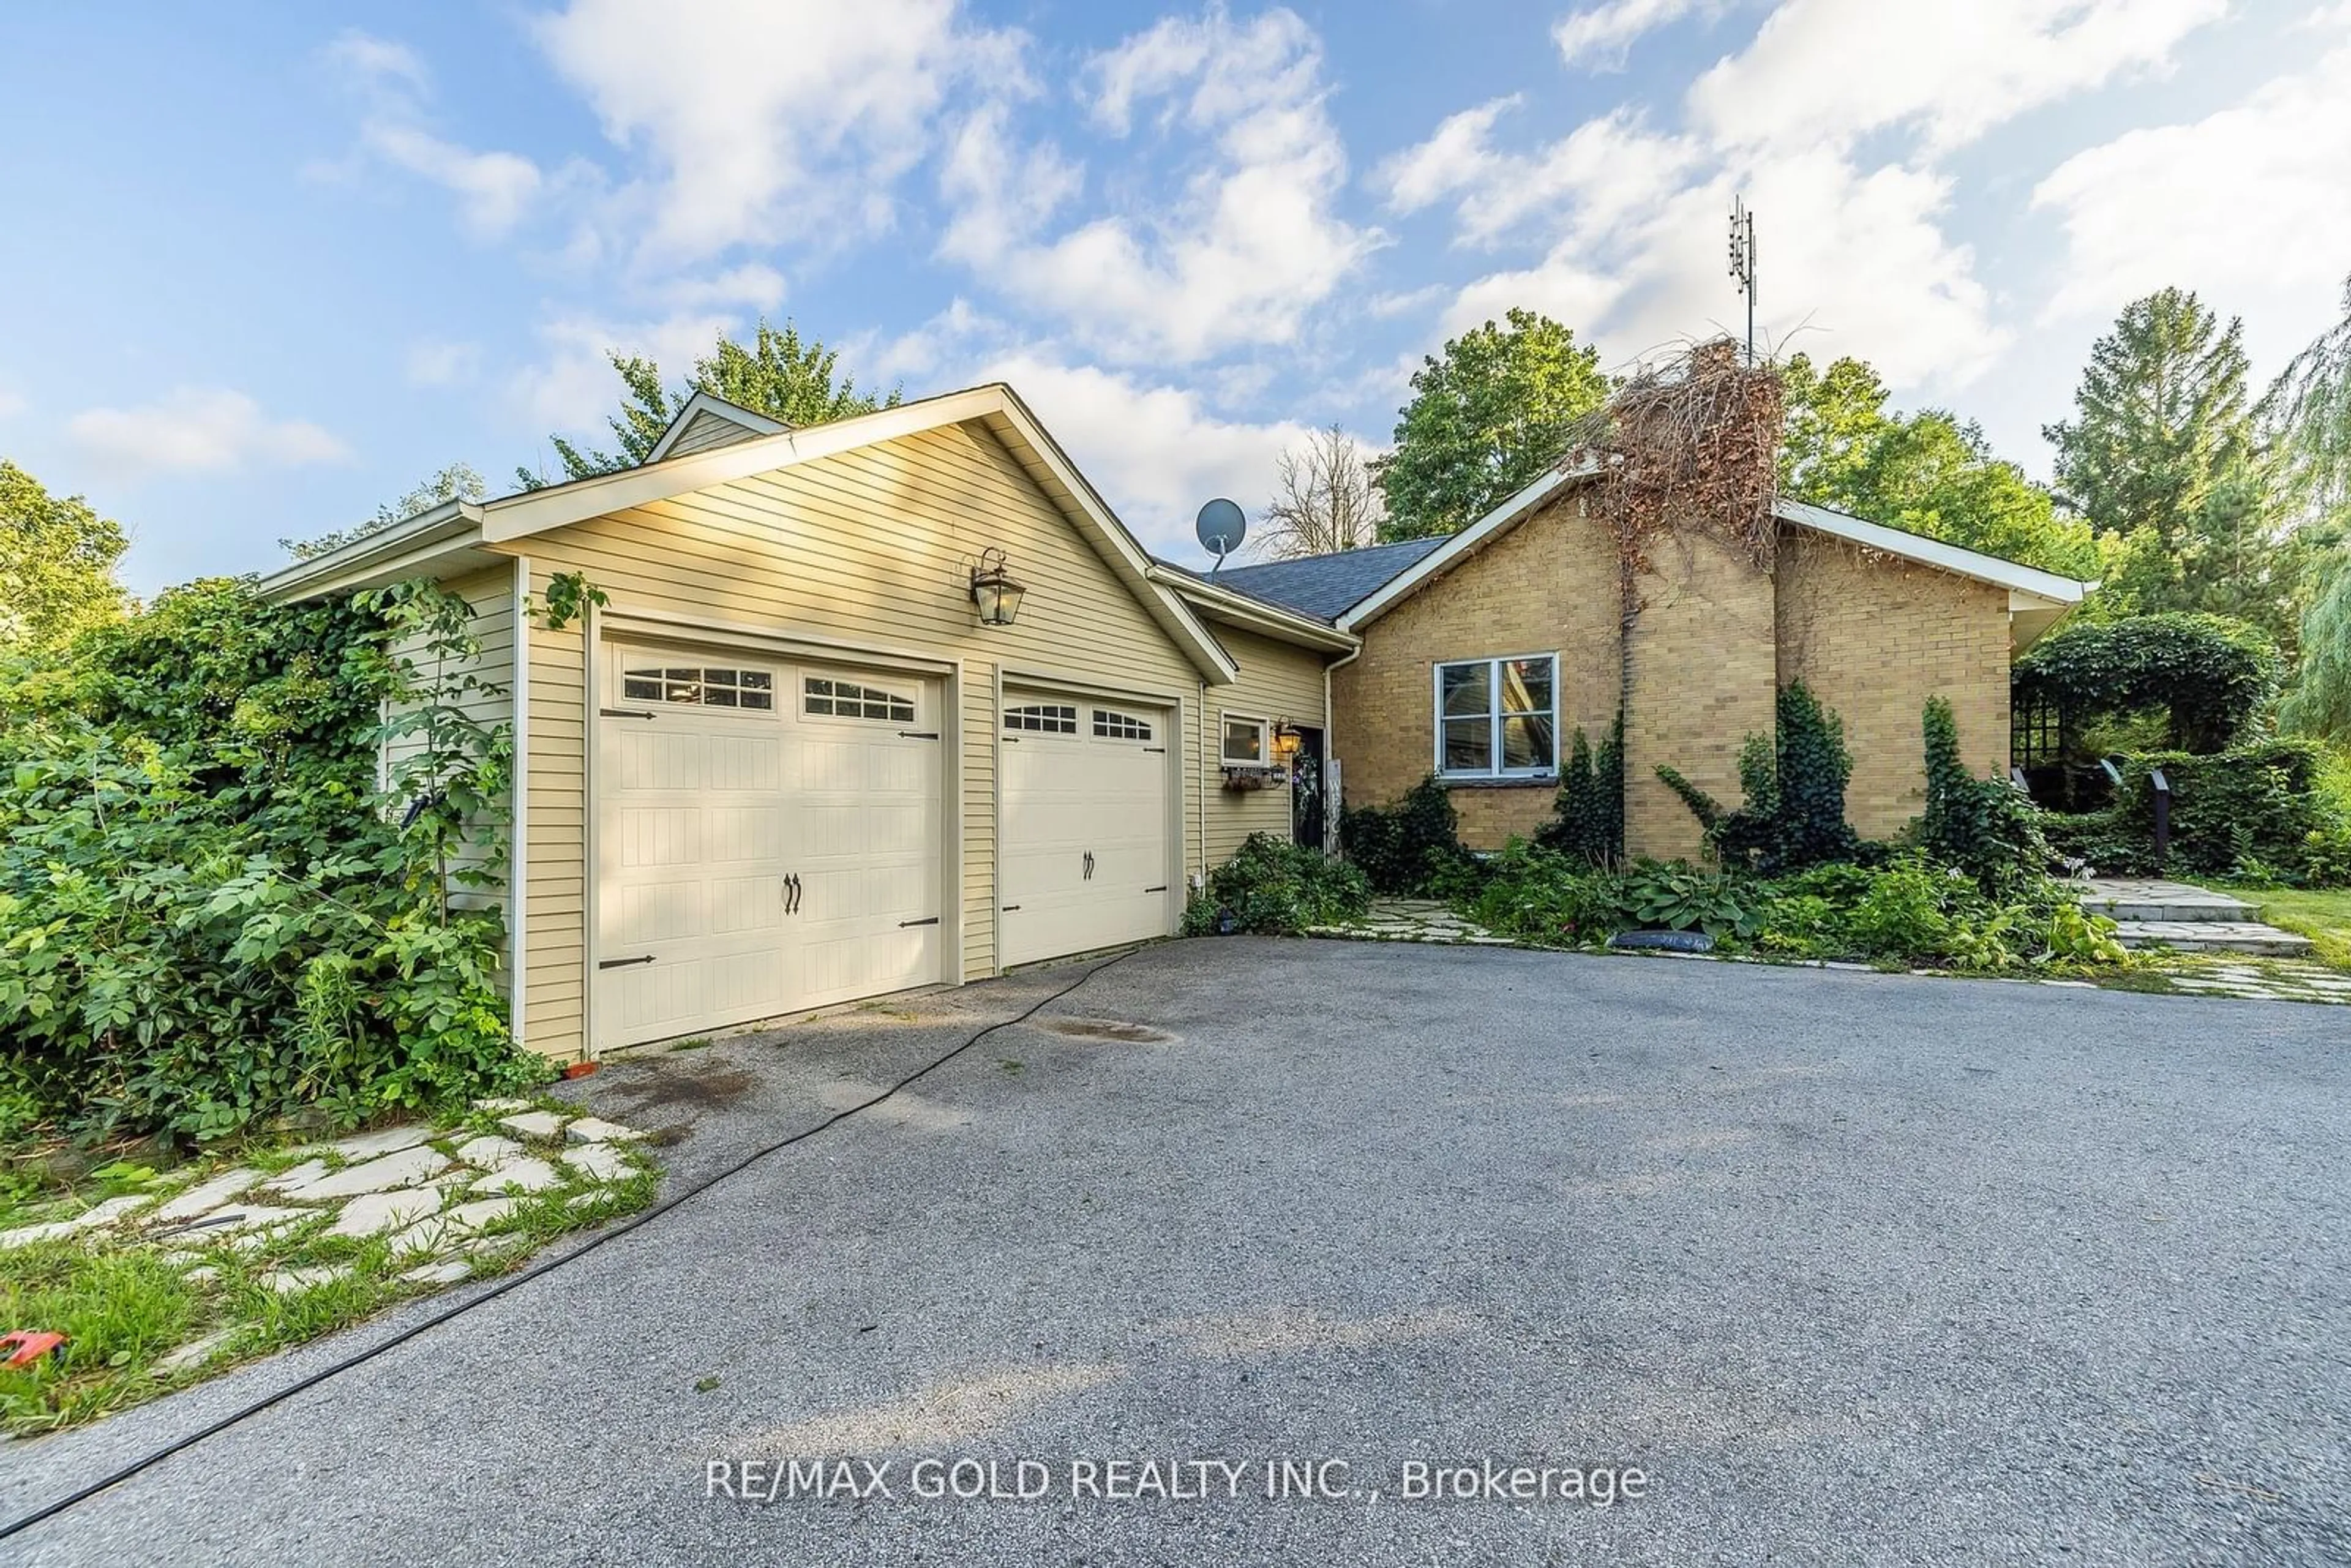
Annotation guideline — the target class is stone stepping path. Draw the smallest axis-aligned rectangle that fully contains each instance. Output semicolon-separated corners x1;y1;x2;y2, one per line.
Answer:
2076;877;2314;958
2158;959;2351;1004
1307;898;1516;947
0;1102;650;1268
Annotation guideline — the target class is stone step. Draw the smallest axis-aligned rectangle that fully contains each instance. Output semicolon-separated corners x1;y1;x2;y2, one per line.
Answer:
2111;920;2315;958
2074;877;2262;925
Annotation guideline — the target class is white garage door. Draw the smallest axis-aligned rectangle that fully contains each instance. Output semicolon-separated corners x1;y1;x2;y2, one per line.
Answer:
596;648;943;1050
999;689;1174;967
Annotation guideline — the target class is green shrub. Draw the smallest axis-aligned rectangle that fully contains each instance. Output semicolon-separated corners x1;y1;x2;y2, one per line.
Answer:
1617;861;1761;941
2013;611;2283;754
0;579;543;1146
1535;712;1624;866
1340;775;1472;895
2041;806;2151;877
2114;739;2332;880
1184;833;1370;936
1916;696;2052;895
1840;858;1959;961
1657;680;1861;874
1466;841;1626;948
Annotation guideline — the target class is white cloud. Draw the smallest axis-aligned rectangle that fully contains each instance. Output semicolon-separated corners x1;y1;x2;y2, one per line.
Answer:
324;29;549;239
361;123;543;237
939;7;1381;364
532;0;1022;263
1688;0;2226;156
1553;0;1712;69
507;309;744;442
1379;100;1701;247
977;352;1321;560
657;264;789;313
405;339;481;387
2033;26;2351;327
67;389;351;480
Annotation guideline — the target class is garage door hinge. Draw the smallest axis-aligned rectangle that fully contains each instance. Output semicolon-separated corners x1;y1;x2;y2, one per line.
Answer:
1000;904;1021;912
1144;746;1167;753
599;707;656;721
1145;885;1168;893
898;916;940;927
898;730;940;740
598;955;656;969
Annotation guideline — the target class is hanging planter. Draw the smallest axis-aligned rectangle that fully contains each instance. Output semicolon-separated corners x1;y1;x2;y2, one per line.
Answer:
1221;765;1286;792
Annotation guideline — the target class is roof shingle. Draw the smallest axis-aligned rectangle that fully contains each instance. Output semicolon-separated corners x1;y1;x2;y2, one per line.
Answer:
1168;536;1447;622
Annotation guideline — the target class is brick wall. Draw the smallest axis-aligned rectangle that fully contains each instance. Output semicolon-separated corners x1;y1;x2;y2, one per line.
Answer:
1774;528;2012;840
1330;492;1619;848
1621;523;1779;861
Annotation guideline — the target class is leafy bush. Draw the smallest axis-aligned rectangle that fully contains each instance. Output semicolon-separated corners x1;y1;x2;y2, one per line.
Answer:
2013;612;2282;754
1617;861;1761;940
1466;841;1626;948
1535;713;1623;866
1916;696;2052;895
1657;680;1861;874
0;579;544;1147
1183;833;1370;936
1340;775;1472;895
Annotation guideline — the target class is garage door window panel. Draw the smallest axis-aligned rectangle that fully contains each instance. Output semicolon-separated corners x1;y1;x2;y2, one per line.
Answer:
1006;704;1078;734
1093;709;1153;741
804;676;915;724
622;664;774;711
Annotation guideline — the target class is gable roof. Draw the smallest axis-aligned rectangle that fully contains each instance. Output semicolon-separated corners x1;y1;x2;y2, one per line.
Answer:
1331;468;2099;635
257;383;1240;685
1146;560;1363;651
641;391;787;463
1187;537;1447;623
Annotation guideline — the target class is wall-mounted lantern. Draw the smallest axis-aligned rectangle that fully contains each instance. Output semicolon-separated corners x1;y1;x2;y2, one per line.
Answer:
970;548;1027;627
1271;719;1304;763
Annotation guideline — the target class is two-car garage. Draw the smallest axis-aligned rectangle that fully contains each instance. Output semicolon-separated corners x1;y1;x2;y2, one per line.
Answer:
593;645;1177;1051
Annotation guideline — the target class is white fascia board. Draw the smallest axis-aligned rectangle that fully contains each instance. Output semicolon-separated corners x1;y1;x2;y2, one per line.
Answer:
1777;499;2096;604
1335;463;1595;632
253;501;486;602
640;390;789;463
1149;566;1360;652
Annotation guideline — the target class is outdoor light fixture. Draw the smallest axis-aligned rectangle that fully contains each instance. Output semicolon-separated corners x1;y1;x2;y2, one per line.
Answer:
1271;719;1303;762
970;548;1026;626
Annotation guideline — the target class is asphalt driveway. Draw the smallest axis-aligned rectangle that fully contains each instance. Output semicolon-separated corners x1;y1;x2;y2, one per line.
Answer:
4;939;2348;1566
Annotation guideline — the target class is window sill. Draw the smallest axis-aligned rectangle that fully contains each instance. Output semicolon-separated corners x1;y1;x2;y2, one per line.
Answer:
1438;773;1558;790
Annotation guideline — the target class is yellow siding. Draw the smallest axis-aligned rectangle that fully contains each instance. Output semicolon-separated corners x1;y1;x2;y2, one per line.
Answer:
384;566;514;912
1198;621;1330;868
505;420;1205;1060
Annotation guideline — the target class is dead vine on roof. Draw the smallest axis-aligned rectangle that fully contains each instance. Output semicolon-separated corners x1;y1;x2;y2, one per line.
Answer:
1564;337;1786;628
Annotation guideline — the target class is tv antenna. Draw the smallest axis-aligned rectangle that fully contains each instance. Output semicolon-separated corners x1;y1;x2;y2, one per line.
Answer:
1196;497;1247;571
1728;195;1757;364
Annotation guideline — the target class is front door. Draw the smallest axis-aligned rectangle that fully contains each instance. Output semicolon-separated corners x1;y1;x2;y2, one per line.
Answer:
1290;726;1327;850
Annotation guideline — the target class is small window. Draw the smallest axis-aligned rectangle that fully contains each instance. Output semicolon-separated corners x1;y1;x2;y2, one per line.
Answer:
1005;703;1078;734
1221;715;1268;765
1093;709;1152;741
804;676;914;724
622;664;774;710
1434;655;1556;778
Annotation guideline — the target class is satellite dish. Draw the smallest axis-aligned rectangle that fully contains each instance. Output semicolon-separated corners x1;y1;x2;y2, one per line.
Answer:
1196;498;1247;568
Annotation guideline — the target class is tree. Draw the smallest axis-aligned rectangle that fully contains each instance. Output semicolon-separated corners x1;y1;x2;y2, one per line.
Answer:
1256;425;1382;560
519;318;901;489
2265;274;2351;737
2044;288;2275;623
1777;353;2099;578
280;462;487;561
0;459;127;649
1373;309;1610;541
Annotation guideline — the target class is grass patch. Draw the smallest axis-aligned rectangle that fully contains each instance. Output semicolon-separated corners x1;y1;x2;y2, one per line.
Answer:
2224;885;2351;970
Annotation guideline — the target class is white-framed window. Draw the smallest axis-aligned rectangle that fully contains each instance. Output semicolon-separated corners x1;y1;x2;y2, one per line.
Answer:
804;675;914;724
1093;708;1153;741
1220;713;1269;766
1433;655;1558;778
623;664;776;710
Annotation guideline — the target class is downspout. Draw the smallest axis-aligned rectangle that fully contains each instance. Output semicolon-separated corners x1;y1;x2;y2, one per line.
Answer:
1196;678;1209;887
508;553;531;1054
1323;642;1364;859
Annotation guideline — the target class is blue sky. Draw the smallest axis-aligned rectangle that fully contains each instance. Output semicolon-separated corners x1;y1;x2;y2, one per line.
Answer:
4;1;2347;595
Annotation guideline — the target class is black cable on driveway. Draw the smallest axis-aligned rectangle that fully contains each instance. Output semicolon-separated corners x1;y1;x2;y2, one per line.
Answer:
0;948;1139;1544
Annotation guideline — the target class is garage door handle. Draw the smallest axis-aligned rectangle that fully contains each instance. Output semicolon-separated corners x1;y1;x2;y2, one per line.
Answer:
898;730;939;740
599;707;656;720
783;873;801;914
899;917;939;927
598;955;655;969
1145;885;1168;894
1001;904;1021;912
1083;850;1094;879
